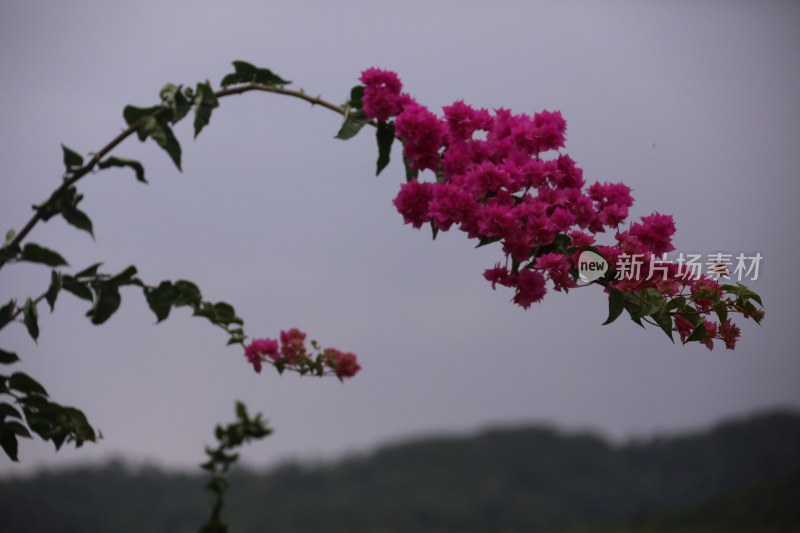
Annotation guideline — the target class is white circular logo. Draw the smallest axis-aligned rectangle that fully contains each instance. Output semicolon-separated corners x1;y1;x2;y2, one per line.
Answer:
578;250;608;282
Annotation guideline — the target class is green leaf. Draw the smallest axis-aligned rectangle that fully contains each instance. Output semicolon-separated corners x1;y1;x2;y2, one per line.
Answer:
9;372;48;396
0;300;15;330
0;243;21;266
743;288;763;306
75;262;103;278
123;105;162;128
20;243;68;267
108;265;139;286
173;280;202;306
335;109;369;140
0;349;19;364
654;313;675;342
431;222;439;240
98;157;147;183
0;349;19;365
403;157;418;183
221;61;291;87
4;420;31;438
209;302;242;326
159;83;191;123
138;115;182;170
475;236;502;249
664;295;687;313
23;298;38;342
87;284;121;325
0;403;22;420
61;276;93;301
61;206;94;237
145;281;175;322
194;81;219;138
349;85;364;109
235;401;247;421
638;292;663;318
45;270;62;312
712;301;728;323
375;121;395;176
0;428;19;461
61;144;83;169
603;289;625;325
685;322;708;344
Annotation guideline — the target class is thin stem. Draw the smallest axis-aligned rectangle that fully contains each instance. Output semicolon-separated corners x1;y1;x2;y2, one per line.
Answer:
215;83;347;116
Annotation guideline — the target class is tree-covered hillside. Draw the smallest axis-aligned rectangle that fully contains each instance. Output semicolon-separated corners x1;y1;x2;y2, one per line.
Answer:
1;410;798;532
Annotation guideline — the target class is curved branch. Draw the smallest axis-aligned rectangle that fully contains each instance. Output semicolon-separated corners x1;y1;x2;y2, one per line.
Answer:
3;84;350;264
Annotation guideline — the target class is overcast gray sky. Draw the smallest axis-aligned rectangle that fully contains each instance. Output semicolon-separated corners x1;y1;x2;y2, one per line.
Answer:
1;1;799;475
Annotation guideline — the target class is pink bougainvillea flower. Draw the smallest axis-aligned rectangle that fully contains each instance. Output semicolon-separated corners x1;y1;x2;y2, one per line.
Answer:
243;338;279;373
393;180;434;229
324;348;361;380
280;328;307;364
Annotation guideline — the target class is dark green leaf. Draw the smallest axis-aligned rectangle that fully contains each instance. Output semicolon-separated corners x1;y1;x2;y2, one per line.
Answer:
0;403;21;420
194;81;219;138
23;298;38;341
145;281;175;322
193;302;218;322
45;270;62;312
20;243;68;267
173;280;202;306
75;262;103;278
0;428;19;461
375;121;395;176
235;401;247;421
98;157;147;183
61;144;83;169
123;105;162;128
685;322;708;344
9;372;48;396
61;276;93;301
603;289;625;325
0;244;21;266
403;157;418;183
159;83;191;123
87;284;121;325
221;61;291;87
745;289;763;306
664;295;687;313
431;222;439;240
335;110;369;140
654;313;675;342
108;265;138;286
138;116;182;170
623;299;646;328
349;85;364;109
712;301;728;323
4;420;31;438
211;302;242;325
0;349;19;364
61;206;94;237
0;300;15;330
475;236;502;249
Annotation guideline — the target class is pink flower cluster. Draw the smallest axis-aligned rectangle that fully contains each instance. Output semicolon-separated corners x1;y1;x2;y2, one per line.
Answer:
360;67;676;310
357;67;764;351
244;328;360;379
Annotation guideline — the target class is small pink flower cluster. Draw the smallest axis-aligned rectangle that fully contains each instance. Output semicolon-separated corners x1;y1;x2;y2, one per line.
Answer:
244;328;360;380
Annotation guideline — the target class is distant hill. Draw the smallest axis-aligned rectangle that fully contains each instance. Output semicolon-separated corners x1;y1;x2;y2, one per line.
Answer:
1;410;799;532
